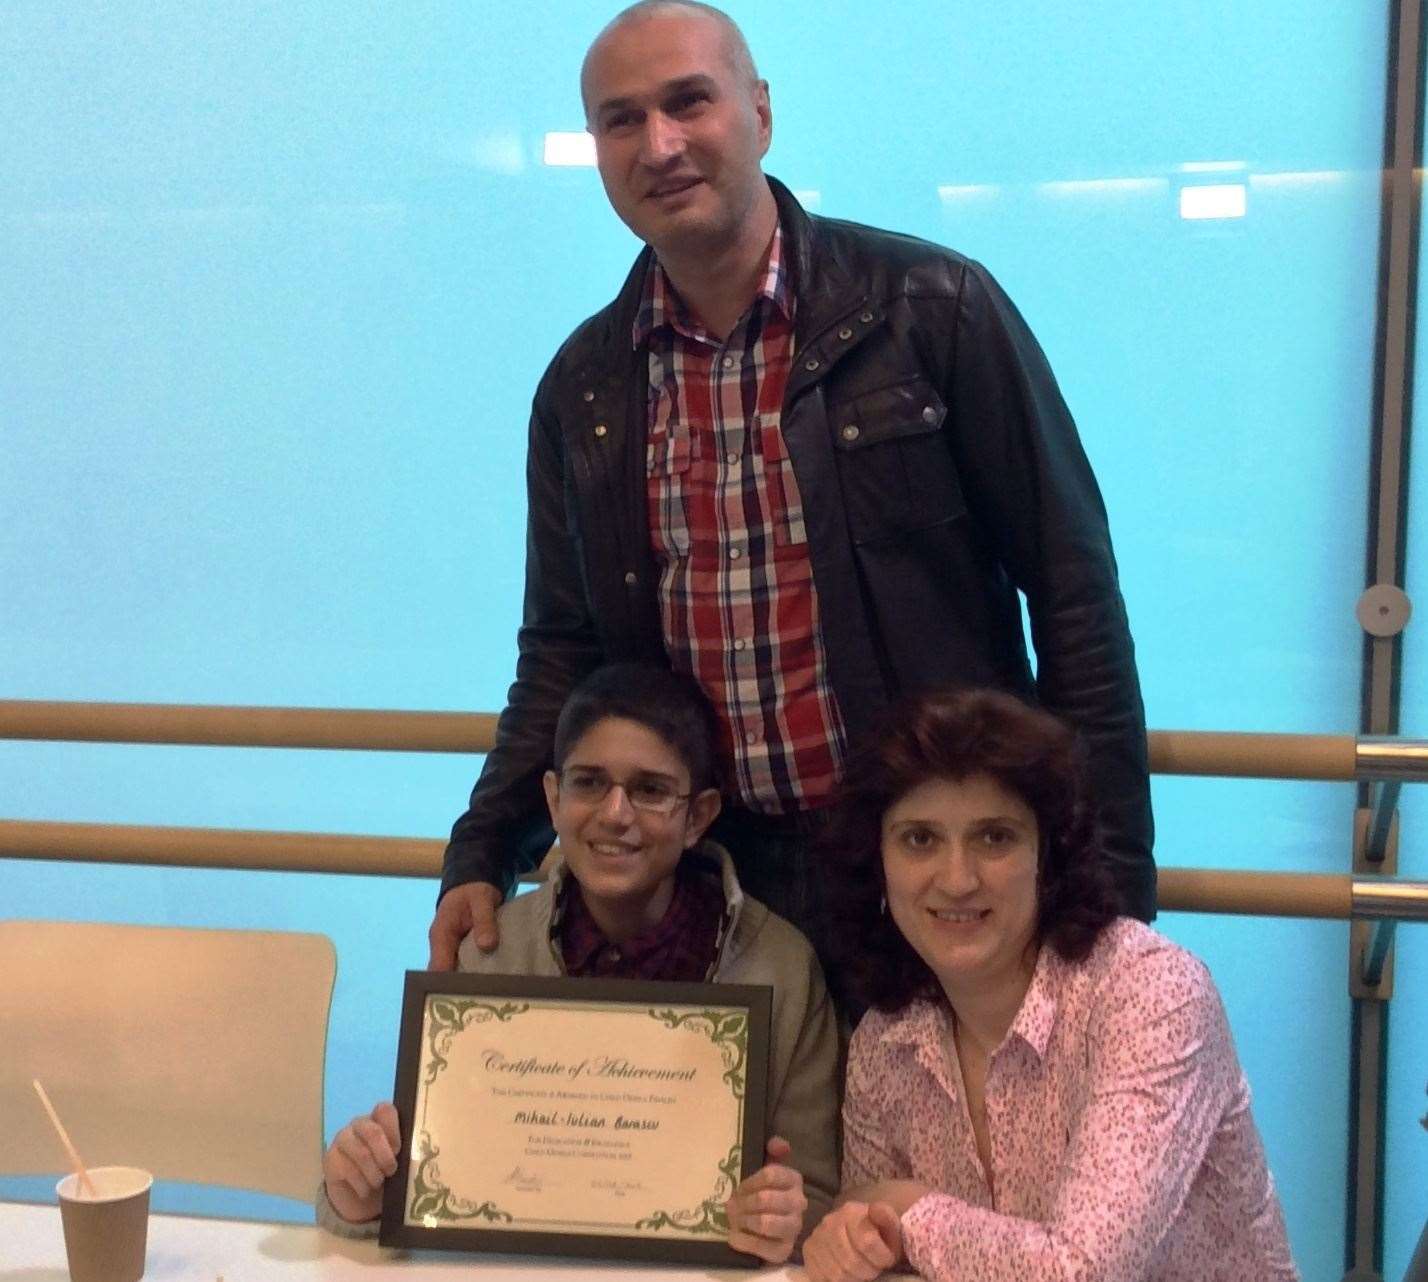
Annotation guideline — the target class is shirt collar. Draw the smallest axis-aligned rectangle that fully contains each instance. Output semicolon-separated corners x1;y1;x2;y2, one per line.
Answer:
874;944;1060;1065
555;856;706;973
1005;944;1059;1063
631;219;794;350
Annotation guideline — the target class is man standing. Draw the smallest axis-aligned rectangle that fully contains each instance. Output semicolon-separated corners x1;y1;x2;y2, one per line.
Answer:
429;0;1154;968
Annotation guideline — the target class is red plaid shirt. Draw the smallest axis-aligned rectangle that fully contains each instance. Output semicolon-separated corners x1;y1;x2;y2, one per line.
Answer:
636;225;846;813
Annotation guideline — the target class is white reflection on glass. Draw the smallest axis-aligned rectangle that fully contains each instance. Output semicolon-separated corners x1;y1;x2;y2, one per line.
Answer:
1037;177;1167;199
936;183;1000;206
447;130;526;174
1250;169;1351;192
1179;183;1248;220
1181;160;1248;174
543;131;597;167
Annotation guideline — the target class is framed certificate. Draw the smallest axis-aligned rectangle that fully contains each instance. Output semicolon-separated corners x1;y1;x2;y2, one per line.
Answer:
379;971;772;1266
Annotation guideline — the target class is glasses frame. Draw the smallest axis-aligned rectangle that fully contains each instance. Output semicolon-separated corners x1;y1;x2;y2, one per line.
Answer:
555;766;693;817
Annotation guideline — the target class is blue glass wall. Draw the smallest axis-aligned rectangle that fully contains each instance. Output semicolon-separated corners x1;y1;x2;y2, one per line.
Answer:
0;4;1409;1276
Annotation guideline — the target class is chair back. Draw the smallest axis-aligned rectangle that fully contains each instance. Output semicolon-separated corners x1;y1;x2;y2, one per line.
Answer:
0;919;335;1202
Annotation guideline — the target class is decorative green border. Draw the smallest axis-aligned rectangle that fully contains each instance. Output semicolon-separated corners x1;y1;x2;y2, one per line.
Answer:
650;1007;748;1099
422;996;529;1087
407;997;748;1235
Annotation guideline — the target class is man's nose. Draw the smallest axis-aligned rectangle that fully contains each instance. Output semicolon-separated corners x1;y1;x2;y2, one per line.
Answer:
639;112;685;164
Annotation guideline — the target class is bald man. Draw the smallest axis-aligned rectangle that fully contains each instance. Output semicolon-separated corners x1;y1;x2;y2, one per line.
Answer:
431;1;1154;972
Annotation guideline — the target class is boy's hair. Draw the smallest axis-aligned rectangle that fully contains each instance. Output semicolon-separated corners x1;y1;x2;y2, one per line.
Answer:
552;664;722;793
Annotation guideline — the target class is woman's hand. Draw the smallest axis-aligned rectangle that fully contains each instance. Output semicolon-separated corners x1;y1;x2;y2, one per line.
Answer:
322;1102;400;1224
724;1135;807;1263
803;1200;905;1282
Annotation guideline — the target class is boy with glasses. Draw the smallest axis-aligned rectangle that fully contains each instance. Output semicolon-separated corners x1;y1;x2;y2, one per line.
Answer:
319;663;838;1265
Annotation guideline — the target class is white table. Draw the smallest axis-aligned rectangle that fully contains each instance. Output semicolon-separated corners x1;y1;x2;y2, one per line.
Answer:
0;1201;808;1280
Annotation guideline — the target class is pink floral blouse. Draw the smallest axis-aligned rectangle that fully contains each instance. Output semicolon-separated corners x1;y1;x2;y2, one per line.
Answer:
843;918;1298;1281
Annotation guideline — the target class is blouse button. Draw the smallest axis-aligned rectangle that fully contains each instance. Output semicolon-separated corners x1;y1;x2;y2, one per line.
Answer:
623;571;637;586
582;389;595;403
594;423;608;438
841;424;860;442
921;406;938;424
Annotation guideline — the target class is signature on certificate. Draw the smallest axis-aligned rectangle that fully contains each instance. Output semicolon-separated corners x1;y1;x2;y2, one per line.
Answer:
591;1177;646;1198
502;1166;546;1193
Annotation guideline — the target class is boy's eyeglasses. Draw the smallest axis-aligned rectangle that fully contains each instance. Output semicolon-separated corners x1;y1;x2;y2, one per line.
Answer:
557;767;691;816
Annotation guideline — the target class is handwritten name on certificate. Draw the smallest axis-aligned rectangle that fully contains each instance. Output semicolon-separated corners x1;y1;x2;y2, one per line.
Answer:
382;973;771;1263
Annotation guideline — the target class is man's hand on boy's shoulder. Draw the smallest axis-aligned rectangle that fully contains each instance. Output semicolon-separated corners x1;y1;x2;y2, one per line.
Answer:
323;1102;400;1224
427;882;504;969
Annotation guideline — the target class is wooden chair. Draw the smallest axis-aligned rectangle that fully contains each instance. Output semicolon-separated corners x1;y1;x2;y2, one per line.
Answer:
0;919;336;1202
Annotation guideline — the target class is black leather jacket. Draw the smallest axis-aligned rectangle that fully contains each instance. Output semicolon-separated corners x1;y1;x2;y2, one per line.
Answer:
444;178;1155;920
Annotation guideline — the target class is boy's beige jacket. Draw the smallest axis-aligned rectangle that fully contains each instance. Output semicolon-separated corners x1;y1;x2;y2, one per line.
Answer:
318;841;840;1243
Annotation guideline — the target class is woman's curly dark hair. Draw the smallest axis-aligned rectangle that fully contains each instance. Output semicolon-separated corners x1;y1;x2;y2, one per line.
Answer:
821;687;1123;1013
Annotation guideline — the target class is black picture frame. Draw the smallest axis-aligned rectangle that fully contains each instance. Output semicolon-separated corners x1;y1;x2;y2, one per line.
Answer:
379;971;772;1268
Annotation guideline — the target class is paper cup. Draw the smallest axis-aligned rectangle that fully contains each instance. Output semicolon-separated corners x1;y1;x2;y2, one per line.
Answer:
56;1166;153;1282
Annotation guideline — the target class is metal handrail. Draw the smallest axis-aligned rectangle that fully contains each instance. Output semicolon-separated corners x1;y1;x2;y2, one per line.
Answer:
3;817;1427;923
4;699;1428;923
0;700;500;755
3;697;1428;782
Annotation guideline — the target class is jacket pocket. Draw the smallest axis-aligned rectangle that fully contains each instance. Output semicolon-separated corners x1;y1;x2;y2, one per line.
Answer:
828;377;965;543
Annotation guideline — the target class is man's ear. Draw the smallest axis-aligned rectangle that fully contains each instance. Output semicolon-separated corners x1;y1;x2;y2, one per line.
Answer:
754;79;772;155
542;770;561;826
685;787;723;847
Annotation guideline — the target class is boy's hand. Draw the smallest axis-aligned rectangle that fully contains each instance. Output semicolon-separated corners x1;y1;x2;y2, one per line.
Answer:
802;1199;904;1282
724;1135;807;1263
427;882;503;969
322;1102;400;1224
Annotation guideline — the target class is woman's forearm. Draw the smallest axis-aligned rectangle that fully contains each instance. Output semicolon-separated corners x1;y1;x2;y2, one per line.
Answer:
834;1179;934;1216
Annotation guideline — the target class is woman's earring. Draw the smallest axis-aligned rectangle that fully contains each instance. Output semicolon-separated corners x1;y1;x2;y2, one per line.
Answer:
878;894;887;916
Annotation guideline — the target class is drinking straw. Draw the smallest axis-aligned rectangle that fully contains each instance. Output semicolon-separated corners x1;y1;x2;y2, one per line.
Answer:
31;1079;96;1197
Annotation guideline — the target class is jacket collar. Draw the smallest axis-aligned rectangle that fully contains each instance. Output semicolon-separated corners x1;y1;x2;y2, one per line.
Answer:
597;175;866;362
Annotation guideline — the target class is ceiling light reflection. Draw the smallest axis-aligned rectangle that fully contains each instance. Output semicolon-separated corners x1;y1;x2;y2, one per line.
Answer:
543;132;597;167
1178;183;1247;220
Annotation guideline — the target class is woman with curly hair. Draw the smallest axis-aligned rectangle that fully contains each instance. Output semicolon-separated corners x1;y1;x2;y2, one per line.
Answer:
804;688;1296;1282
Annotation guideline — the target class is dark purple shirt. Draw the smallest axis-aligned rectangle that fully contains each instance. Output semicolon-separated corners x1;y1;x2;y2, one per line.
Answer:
556;857;726;982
